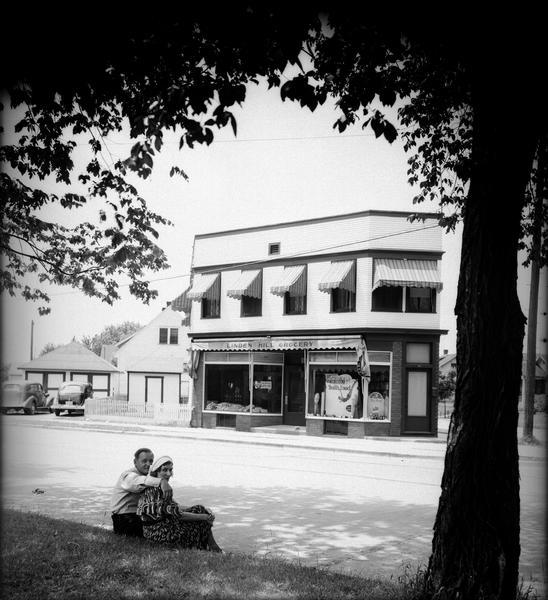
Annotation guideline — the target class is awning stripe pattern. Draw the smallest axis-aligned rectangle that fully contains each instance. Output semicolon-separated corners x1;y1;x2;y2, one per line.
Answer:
226;269;262;299
318;260;355;293
171;286;192;313
373;259;442;290
270;265;306;297
187;273;221;301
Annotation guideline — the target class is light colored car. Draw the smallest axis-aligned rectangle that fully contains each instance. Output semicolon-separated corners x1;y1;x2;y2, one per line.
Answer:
1;381;49;415
51;381;93;416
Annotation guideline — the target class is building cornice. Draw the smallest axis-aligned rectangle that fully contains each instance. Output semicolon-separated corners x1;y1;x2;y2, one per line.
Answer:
192;248;444;273
189;327;449;340
194;209;442;239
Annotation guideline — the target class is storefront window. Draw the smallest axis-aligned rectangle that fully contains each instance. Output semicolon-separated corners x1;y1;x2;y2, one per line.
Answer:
252;364;282;413
366;365;390;420
308;366;363;419
204;364;250;412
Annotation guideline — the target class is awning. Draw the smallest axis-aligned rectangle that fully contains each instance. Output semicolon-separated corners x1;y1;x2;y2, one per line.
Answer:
270;265;306;297
227;269;262;299
186;272;221;301
373;259;442;290
171;286;192;313
192;335;362;352
318;261;355;293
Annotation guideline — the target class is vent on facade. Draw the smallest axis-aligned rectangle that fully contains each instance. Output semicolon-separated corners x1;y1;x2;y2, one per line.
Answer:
268;242;280;255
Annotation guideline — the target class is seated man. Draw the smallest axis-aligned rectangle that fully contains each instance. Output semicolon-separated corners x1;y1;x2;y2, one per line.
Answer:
110;447;173;537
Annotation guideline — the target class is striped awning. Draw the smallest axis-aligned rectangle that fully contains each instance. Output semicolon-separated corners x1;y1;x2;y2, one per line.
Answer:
171;286;192;313
227;269;262;299
318;260;355;293
373;259;442;290
187;272;221;301
270;265;306;297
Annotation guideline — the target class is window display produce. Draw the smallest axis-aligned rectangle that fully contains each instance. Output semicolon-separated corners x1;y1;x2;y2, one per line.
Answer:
204;364;250;412
203;359;282;414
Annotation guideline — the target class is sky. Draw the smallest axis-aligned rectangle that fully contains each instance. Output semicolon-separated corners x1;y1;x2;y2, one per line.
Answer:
2;76;541;368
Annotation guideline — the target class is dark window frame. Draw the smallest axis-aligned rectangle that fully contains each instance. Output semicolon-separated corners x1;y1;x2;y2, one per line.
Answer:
169;328;179;344
240;270;262;317
406;287;437;313
283;266;307;315
159;327;168;344
371;285;403;312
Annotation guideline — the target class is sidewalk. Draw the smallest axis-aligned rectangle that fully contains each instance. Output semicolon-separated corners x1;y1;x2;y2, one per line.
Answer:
22;413;546;461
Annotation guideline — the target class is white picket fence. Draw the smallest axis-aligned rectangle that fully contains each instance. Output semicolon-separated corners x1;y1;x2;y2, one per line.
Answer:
85;398;192;426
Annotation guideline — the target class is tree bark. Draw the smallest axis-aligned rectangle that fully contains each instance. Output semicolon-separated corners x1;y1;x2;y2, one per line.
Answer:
425;52;543;599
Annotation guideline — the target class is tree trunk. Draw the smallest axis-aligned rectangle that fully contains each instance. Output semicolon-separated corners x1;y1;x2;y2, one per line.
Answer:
523;139;546;440
425;59;542;598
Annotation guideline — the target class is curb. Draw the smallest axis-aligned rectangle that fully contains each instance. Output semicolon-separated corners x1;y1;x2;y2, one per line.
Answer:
13;417;545;462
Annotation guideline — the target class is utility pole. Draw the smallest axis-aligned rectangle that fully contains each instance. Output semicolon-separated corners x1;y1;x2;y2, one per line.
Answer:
30;320;34;360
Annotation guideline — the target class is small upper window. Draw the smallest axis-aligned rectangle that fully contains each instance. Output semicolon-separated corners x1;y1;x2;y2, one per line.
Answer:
169;328;179;344
268;242;280;255
159;328;168;344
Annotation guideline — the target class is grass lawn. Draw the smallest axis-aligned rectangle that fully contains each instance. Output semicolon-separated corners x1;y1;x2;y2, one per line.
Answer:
2;509;540;599
1;509;428;599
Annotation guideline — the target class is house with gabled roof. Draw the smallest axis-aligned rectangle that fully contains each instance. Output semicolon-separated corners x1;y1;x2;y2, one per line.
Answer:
113;305;191;405
18;340;121;397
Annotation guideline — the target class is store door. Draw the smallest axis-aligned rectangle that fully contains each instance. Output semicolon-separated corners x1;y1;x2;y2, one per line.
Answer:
403;369;431;433
283;351;306;426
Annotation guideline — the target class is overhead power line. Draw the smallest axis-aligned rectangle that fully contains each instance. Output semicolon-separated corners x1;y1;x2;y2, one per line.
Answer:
50;222;441;297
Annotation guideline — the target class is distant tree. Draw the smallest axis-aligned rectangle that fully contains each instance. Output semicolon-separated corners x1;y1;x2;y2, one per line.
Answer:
81;321;142;357
39;342;62;356
438;369;456;402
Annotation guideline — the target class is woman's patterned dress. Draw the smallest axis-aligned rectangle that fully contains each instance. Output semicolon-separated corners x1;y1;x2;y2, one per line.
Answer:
137;486;212;549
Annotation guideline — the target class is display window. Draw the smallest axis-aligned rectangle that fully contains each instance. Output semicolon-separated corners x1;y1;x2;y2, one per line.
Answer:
307;350;392;421
203;352;283;415
308;366;363;419
366;365;390;420
252;364;282;413
204;363;250;412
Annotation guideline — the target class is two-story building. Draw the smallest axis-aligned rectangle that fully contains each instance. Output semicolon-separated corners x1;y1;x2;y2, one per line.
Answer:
183;210;447;438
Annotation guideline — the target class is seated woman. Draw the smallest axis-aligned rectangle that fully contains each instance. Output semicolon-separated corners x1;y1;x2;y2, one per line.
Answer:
136;455;222;552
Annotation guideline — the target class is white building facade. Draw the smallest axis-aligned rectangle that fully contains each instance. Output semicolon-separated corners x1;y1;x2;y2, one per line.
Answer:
185;210;447;437
114;306;190;406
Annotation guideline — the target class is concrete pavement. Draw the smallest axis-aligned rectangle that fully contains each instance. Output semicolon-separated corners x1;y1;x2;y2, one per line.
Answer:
17;412;547;462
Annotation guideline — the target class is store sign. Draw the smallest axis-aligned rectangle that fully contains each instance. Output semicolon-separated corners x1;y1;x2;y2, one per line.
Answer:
193;337;361;351
254;380;272;390
324;374;360;418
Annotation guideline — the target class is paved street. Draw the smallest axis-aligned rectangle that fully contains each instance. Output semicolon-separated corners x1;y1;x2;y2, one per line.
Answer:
1;415;545;594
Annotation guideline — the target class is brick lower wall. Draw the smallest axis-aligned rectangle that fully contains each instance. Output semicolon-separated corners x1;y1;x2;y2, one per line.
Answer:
236;415;251;432
348;422;365;438
364;421;391;436
202;413;216;429
306;419;325;436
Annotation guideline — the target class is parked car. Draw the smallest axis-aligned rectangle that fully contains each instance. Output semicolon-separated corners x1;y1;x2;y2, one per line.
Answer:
52;381;93;416
1;381;49;415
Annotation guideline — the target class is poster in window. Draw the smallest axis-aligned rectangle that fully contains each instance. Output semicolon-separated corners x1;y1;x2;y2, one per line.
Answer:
324;374;359;418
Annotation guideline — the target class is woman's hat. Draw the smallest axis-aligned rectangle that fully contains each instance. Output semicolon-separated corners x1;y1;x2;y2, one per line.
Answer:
150;455;173;473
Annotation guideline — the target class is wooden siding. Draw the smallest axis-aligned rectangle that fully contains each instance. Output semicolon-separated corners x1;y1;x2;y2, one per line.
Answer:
189;257;441;334
192;213;442;269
